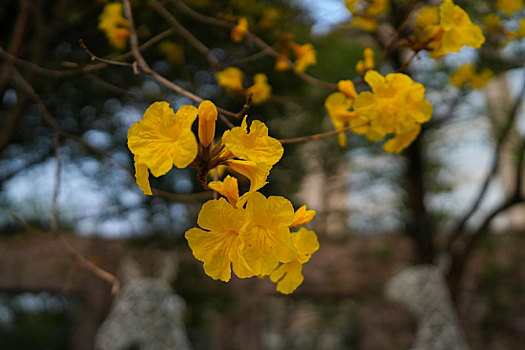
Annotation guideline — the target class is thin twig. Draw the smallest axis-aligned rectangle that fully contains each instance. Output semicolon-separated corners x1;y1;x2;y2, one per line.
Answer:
79;39;135;68
121;0;239;124
279;123;368;144
377;0;420;68
149;0;221;69
446;73;525;250
170;0;337;90
51;133;61;235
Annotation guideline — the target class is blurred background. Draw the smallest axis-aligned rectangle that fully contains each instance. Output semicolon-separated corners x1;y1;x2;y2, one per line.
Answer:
0;0;524;349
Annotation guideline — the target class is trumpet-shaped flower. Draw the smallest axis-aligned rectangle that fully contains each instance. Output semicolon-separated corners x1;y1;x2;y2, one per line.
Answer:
290;43;317;73
416;0;485;58
324;91;358;147
290;205;316;228
222;117;284;166
346;0;390;32
245;74;272;104
216;67;244;93
128;102;198;184
185;198;253;282
450;64;493;89
353;70;433;153
269;228;319;294
98;3;130;49
240;192;297;276
231;17;249;42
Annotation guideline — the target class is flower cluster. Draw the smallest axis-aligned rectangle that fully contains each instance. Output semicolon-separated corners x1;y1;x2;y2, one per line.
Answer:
450;64;493;89
215;67;272;104
275;38;317;73
324;71;433;153
127;100;318;293
345;0;390;32
98;3;130;50
483;0;525;45
413;0;485;58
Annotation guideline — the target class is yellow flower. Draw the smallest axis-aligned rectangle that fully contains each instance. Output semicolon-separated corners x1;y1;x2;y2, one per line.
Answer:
158;41;184;64
240;192;297;276
346;0;390;32
208;175;240;208
290;43;317;73
274;48;291;71
245;73;272;104
355;48;375;76
450;64;493;89
133;156;152;195
290;205;316;228
222;116;284;166
198;100;217;147
231;17;249;42
483;14;502;34
496;0;524;16
269;228;319;294
324;92;358;147
353;70;433;153
127;101;198;180
420;0;485;59
351;17;379;32
98;3;130;50
216;67;244;93
185;198;253;282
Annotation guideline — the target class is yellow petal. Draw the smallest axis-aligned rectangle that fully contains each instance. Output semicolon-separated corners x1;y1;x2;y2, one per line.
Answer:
269;260;304;294
226;159;270;192
383;125;421;153
337;80;358;100
293;228;320;263
208;175;240;208
245;73;272;104
133;156;152;195
290;205;316;228
216;67;244;93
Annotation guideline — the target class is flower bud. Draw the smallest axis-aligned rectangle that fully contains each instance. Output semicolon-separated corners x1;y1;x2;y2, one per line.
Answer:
198;100;217;147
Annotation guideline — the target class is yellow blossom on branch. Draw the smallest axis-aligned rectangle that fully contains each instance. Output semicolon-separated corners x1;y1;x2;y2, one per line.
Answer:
415;0;485;59
185;198;253;282
127;102;198;193
352;70;433;153
198;100;218;147
496;0;524;16
290;42;317;73
231;17;249;42
269;228;320;294
346;0;390;32
245;73;272;104
450;64;494;89
208;175;240;208
98;3;130;50
216;67;244;94
324;89;358;147
355;48;375;76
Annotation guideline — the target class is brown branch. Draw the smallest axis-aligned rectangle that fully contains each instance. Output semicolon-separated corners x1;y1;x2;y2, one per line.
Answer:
279;123;368;144
79;39;135;69
170;0;338;90
121;0;239;126
0;29;175;78
149;0;221;69
377;0;420;68
446;72;525;251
